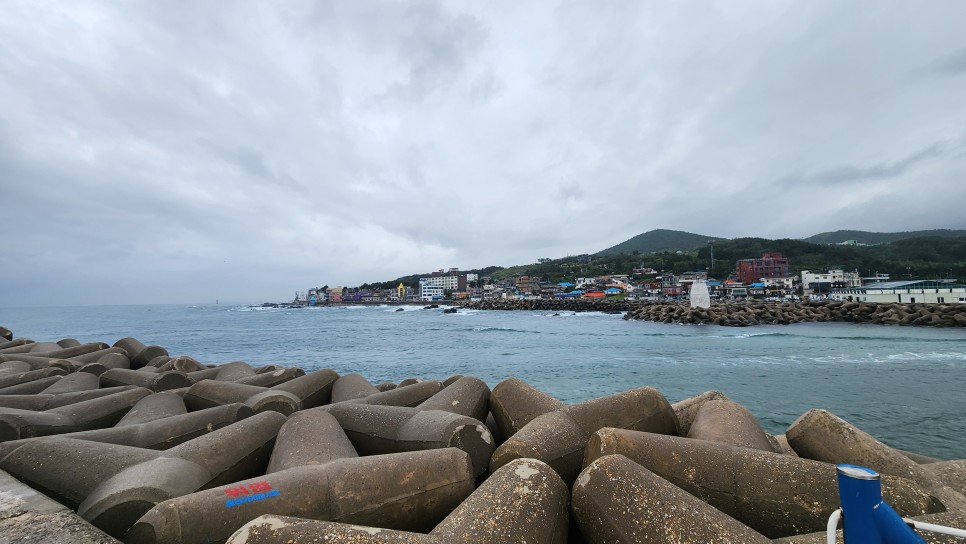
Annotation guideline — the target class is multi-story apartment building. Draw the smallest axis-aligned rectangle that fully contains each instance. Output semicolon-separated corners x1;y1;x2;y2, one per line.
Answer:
513;275;542;295
736;253;790;284
419;279;445;301
419;269;476;293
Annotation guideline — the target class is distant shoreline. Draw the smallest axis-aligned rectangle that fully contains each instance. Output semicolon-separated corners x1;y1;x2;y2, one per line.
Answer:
278;299;966;328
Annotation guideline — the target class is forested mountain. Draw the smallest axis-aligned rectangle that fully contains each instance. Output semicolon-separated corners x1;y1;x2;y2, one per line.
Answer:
803;229;966;245
596;229;725;255
694;236;966;280
488;235;966;285
360;231;966;288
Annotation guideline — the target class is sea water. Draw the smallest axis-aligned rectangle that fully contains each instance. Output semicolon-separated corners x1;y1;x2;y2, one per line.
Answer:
3;303;964;459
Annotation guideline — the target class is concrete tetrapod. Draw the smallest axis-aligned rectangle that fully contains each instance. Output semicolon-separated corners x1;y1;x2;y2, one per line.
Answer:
114;392;187;426
0;367;69;390
0;360;33;374
686;398;776;452
0;387;153;441
263;367;337;408
0;376;63;395
64;346;131;367
670;390;729;436
25;342;63;353
266;409;358;473
416;376;490;423
785;408;966;512
0;354;77;371
786;408;929;483
489;377;565;439
39;371;101;394
0;410;286;538
923;459;966;496
573;454;770;543
126;448;476;544
78;352;132;376
0;386;137;410
0;338;29;350
340;379;443;408
184;380;297;414
490;386;678;485
185;361;256;383
429;457;568;543
154;355;207;373
112;337;169;370
99;368;192;392
234;367;304;388
223;458;568;544
582;428;945;538
0;403;255;455
184;369;339;415
43;341;110;358
0;341;40;354
330;372;380;402
321;403;494;477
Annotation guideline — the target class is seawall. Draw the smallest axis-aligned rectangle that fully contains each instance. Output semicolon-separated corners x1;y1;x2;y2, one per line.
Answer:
459;299;966;327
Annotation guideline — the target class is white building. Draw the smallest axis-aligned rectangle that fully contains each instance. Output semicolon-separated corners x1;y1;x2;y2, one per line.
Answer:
763;276;796;290
419;270;476;291
801;269;861;293
831;280;966;304
420;275;460;291
418;279;445;301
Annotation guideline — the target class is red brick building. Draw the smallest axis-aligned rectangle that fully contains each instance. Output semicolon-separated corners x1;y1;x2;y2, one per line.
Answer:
735;253;790;284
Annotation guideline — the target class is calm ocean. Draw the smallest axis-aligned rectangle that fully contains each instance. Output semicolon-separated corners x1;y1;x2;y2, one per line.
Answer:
2;303;964;459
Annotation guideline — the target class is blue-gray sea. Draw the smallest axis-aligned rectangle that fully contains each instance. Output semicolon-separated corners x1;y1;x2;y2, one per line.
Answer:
3;304;964;459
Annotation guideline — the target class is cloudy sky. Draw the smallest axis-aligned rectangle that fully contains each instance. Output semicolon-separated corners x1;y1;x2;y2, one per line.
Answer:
2;1;965;306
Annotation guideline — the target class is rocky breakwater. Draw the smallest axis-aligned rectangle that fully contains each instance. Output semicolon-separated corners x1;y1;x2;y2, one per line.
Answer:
460;298;641;312
0;325;964;543
624;299;966;327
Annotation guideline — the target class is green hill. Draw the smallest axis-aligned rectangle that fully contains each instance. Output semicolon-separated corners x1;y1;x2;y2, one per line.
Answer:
357;230;966;290
488;235;966;285
596;229;726;256
694;236;966;279
803;229;966;245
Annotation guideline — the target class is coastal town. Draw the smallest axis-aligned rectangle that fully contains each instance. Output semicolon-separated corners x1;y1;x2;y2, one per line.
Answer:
294;252;966;307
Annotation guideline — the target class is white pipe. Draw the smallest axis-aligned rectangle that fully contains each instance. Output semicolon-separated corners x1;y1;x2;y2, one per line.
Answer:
827;508;842;544
903;518;966;538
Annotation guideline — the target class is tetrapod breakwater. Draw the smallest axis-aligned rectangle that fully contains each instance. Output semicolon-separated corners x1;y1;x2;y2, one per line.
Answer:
461;299;966;328
0;324;964;543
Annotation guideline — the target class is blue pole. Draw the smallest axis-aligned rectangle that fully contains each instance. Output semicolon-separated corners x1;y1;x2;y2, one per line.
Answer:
837;464;882;542
872;502;927;544
836;464;926;544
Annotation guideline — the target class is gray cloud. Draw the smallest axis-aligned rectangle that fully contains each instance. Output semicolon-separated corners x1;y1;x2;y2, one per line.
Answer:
778;139;958;188
1;0;965;306
929;47;966;75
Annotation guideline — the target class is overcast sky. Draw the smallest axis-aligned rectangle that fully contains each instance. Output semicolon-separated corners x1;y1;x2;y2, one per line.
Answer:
2;1;965;306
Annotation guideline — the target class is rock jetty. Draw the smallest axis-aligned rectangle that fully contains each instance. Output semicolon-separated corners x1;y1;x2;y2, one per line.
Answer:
0;327;964;543
460;299;966;327
624;300;966;327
